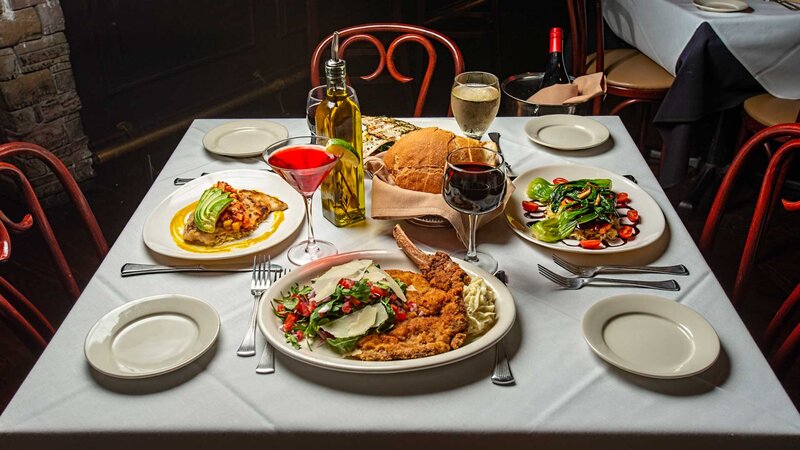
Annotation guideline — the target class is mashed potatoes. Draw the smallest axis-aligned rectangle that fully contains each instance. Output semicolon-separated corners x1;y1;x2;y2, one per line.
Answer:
463;276;496;337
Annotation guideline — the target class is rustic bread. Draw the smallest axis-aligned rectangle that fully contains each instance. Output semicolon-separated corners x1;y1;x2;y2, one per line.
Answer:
383;127;497;194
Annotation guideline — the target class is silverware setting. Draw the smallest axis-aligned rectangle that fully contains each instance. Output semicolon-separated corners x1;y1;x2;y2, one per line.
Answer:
121;262;284;277
767;0;800;11
552;254;689;277
538;264;680;291
488;132;517;180
236;255;288;361
491;270;515;386
174;168;275;186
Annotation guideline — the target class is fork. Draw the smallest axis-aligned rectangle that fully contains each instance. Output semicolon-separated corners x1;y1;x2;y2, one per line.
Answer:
769;0;800;11
256;264;288;374
491;270;515;386
552;254;689;277
538;264;680;291
237;254;274;357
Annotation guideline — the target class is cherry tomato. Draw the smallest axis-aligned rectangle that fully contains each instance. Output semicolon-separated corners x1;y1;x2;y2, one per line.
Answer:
627;209;639;223
553;177;568;185
579;240;603;249
338;279;355;289
619;226;634;240
341;301;352;314
616;192;629;203
522;200;539;212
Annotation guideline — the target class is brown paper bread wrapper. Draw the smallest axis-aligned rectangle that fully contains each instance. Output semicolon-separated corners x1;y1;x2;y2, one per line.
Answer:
366;155;514;247
527;72;606;106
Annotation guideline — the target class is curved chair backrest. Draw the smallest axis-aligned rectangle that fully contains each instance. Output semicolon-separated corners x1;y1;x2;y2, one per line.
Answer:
310;23;465;117
763;282;800;378
700;124;800;304
0;142;108;300
567;0;604;77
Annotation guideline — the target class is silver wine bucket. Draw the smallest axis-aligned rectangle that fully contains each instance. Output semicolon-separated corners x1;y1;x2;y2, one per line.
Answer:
500;72;590;117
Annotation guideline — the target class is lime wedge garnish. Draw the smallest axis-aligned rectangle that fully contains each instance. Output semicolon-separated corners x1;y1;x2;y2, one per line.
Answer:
326;138;360;162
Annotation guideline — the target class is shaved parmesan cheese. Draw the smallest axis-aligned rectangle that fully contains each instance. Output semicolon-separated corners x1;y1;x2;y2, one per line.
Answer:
363;266;407;303
320;303;389;338
312;259;372;300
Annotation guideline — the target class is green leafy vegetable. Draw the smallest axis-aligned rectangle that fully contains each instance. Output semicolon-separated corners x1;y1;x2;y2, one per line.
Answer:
526;177;554;202
326;335;362;354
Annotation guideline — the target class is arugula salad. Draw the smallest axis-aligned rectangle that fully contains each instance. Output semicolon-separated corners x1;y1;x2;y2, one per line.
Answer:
271;260;411;354
523;177;640;249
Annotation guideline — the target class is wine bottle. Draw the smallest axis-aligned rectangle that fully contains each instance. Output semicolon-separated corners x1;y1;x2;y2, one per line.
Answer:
315;32;366;227
539;27;571;89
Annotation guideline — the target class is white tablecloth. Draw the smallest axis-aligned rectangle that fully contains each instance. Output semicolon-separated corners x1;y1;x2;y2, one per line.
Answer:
1;117;799;449
604;0;800;99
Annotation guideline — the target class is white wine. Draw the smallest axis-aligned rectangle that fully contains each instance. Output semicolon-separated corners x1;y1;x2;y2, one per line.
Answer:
451;84;501;139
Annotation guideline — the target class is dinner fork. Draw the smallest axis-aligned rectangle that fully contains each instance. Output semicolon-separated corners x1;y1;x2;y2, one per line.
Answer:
551;254;689;277
491;270;515;386
256;265;289;374
537;264;680;291
237;255;276;357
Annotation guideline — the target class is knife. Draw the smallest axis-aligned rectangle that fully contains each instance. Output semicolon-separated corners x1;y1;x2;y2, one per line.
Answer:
121;262;284;277
487;132;517;180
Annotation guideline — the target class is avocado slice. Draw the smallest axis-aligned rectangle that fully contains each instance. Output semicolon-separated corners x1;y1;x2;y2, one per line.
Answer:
193;187;233;233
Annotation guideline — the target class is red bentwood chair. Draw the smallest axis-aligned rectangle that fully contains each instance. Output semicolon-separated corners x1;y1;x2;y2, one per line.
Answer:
0;142;108;350
567;0;674;154
310;23;465;117
699;125;800;377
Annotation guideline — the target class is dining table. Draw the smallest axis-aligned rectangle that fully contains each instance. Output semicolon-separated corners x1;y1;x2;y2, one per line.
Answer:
1;116;799;449
603;0;800;188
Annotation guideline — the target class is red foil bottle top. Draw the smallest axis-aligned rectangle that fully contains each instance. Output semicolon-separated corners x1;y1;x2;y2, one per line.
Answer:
549;27;563;53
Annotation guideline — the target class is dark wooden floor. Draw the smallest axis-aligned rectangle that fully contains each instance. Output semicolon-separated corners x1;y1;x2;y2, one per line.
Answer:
2;118;799;414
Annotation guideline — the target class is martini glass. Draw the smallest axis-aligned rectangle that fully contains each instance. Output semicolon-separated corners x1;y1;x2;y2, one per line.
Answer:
264;136;341;265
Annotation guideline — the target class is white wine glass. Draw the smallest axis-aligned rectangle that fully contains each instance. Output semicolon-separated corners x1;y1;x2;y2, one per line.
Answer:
306;85;359;135
450;72;501;140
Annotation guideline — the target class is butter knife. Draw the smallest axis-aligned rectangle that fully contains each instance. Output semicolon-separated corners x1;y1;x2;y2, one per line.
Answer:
121;262;283;277
488;132;517;180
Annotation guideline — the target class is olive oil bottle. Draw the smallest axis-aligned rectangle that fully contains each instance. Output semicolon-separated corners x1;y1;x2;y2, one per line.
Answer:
315;32;366;226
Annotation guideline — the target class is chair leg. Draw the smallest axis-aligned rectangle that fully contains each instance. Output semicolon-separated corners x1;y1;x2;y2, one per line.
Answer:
0;293;48;352
638;102;651;156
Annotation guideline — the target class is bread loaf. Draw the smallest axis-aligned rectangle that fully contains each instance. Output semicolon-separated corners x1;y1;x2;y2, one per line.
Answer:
383;127;497;194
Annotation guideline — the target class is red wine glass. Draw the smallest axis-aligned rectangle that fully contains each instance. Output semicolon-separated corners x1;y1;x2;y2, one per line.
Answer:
442;147;507;273
264;136;340;265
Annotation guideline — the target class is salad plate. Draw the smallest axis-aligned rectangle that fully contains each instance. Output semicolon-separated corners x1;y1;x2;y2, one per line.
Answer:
504;164;666;254
203;120;288;157
524;115;610;151
256;249;515;374
142;169;304;260
582;294;720;378
84;294;220;379
692;0;749;13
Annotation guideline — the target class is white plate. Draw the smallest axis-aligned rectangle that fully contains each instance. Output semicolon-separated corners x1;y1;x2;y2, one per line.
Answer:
84;294;220;379
504;164;666;254
203;120;289;157
524;115;610;151
257;249;516;373
582;294;720;378
142;169;304;260
692;0;749;12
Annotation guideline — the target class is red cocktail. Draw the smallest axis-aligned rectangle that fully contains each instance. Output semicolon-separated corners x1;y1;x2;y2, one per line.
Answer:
264;137;340;265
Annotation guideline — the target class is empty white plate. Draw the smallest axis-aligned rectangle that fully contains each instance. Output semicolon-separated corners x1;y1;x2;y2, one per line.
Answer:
524;115;610;150
85;294;220;379
582;294;720;379
203;120;288;157
692;0;749;12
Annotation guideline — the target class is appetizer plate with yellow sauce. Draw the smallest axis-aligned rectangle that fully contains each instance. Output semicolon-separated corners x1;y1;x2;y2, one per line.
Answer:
143;169;304;260
257;249;516;374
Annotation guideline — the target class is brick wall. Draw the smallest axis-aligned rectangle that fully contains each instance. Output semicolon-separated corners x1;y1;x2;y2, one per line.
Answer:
0;0;93;198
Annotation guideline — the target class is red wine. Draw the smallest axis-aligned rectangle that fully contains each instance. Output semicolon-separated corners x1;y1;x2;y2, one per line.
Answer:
268;145;338;195
443;162;506;214
539;27;570;89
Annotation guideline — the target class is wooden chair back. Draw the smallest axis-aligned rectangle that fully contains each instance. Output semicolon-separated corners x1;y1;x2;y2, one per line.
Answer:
310;23;465;117
567;0;604;77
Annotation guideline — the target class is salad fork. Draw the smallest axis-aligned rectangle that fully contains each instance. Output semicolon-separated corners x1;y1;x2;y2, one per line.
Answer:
538;264;680;291
551;254;689;277
256;265;289;374
237;254;275;357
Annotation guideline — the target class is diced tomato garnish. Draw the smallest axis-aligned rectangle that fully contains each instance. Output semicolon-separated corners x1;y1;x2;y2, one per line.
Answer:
338;279;355;289
277;304;285;312
390;304;399;313
626;209;639;223
522;200;539;212
341;301;352;314
282;313;297;332
616;192;629;203
295;330;304;341
309;300;317;311
390;294;398;302
597;223;612;234
619;226;634;240
295;301;311;317
579;239;603;249
370;285;387;298
553;177;568;185
350;298;362;307
396;311;407;321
